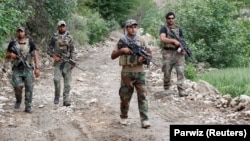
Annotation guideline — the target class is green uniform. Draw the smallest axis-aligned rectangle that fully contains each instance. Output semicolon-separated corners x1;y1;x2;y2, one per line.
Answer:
116;35;149;121
48;31;75;103
7;39;36;108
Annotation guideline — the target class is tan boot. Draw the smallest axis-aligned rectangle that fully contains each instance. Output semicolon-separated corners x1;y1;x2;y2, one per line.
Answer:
141;120;151;128
120;119;128;125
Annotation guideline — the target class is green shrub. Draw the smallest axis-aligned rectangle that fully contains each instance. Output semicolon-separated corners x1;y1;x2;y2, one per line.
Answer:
185;63;196;80
26;0;77;39
76;4;114;45
85;12;109;45
85;0;140;26
0;0;33;44
194;67;250;97
140;7;164;39
68;14;89;46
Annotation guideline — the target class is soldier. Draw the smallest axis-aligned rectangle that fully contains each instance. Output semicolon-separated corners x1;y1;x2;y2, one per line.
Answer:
159;12;188;97
47;20;75;106
111;19;152;128
5;26;40;113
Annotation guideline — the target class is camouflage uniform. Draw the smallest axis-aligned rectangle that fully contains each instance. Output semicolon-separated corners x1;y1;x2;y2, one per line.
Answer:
160;24;186;95
116;35;149;122
7;38;36;110
47;28;75;104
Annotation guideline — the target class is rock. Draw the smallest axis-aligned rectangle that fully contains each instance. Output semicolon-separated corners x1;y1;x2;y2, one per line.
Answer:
38;105;45;108
0;96;8;102
196;80;221;95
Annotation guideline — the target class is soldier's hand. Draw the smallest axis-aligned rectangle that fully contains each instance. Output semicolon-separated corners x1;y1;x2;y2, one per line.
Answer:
9;52;18;59
34;69;40;78
53;56;62;62
173;40;181;47
138;56;145;63
181;50;187;56
120;48;132;54
70;65;75;70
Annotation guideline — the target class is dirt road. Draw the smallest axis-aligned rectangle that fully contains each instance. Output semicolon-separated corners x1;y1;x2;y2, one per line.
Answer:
0;30;249;141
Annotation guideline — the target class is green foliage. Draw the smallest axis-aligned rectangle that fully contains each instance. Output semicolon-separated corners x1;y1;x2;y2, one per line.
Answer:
77;4;118;45
194;67;250;97
68;14;89;45
84;10;109;45
85;0;139;26
226;0;250;8
185;63;197;80
0;0;33;44
0;50;6;59
26;0;77;38
140;6;164;39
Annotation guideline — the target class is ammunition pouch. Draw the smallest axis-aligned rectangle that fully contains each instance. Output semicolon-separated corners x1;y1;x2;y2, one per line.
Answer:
119;55;138;66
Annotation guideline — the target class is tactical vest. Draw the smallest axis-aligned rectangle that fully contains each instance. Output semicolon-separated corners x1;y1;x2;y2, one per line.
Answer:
164;24;180;48
118;36;145;66
53;32;72;58
13;38;34;68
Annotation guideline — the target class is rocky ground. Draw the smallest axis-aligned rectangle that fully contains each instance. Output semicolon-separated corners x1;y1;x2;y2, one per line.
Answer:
0;30;249;141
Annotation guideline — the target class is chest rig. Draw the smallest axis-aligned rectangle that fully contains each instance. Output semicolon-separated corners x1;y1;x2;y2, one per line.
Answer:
118;35;144;66
13;38;34;68
164;24;180;48
53;32;71;59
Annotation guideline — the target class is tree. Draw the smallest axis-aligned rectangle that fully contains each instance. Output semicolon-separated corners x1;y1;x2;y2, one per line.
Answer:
0;0;33;44
172;0;250;67
85;0;139;26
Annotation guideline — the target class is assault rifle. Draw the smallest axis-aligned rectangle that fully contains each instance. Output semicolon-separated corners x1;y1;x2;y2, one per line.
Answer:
48;49;85;72
10;44;32;69
120;39;158;67
1;44;34;75
169;29;193;58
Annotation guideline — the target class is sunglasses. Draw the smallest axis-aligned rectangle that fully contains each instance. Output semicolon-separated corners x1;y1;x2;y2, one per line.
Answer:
167;17;175;20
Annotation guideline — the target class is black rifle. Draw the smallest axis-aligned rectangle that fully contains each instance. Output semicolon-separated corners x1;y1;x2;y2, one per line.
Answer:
10;44;32;69
169;29;193;57
2;43;34;75
48;49;85;72
120;39;158;67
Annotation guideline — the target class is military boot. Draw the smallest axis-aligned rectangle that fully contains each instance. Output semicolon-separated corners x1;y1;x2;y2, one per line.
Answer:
63;101;71;106
177;86;188;97
24;106;32;113
14;102;21;109
54;97;59;104
141;120;151;128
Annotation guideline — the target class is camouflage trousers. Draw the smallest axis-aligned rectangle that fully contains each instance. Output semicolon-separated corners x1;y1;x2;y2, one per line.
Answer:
53;62;72;102
119;72;149;121
11;67;34;107
162;50;185;90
